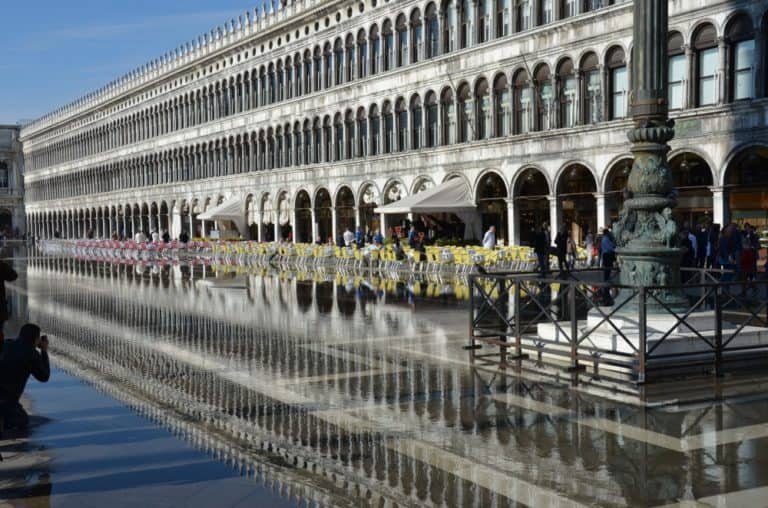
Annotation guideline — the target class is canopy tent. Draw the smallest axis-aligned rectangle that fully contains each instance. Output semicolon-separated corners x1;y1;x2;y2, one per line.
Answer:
374;178;477;214
197;195;247;237
374;178;481;240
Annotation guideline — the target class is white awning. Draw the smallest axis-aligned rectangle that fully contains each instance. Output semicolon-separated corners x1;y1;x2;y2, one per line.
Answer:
197;195;246;235
374;178;476;215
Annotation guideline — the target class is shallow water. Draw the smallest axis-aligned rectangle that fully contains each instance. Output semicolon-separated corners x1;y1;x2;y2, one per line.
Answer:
6;249;768;507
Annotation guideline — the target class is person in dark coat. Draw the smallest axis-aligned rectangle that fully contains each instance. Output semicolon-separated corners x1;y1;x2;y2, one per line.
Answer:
533;225;549;277
0;324;50;430
0;260;18;344
554;226;568;276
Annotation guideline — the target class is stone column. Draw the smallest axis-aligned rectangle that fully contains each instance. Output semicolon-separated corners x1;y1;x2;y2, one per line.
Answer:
755;32;766;99
595;192;607;232
548;196;559;245
273;221;280;242
506;198;516;246
684;45;694;109
717;37;727;105
292;208;298;244
380;212;386;236
710;186;726;226
331;208;338;243
311;208;318;244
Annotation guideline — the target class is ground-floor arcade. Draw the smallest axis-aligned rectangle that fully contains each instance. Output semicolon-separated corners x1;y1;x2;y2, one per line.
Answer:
26;143;768;246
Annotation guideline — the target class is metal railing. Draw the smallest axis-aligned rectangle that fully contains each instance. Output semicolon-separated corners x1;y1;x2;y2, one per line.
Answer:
467;268;768;383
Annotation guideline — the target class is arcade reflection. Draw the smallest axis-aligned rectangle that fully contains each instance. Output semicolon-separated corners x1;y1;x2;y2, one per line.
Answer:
22;256;768;507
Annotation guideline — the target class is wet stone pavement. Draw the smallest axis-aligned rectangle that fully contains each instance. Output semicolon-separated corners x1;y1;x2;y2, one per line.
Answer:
4;251;768;506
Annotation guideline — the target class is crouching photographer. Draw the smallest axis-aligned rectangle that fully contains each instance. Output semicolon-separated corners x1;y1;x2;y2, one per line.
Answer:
0;324;50;431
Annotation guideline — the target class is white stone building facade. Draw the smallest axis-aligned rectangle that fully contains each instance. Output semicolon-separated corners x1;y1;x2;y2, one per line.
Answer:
0;125;26;236
20;0;768;245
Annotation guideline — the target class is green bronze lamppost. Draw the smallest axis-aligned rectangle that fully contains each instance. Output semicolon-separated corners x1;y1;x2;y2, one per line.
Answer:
613;0;688;312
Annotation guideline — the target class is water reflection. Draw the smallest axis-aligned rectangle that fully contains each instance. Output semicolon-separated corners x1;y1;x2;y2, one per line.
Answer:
16;255;768;507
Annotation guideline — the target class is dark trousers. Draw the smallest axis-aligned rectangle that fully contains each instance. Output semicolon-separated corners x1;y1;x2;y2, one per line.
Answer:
0;400;29;430
537;253;548;276
557;253;567;274
602;252;616;282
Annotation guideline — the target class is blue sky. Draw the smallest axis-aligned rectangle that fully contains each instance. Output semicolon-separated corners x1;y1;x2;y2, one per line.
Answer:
0;0;263;124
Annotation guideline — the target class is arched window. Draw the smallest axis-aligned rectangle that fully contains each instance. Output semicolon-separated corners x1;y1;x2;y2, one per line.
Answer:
302;50;312;95
457;83;472;142
274;127;283;168
540;0;553;25
0;162;8;188
285;58;293;101
460;0;473;49
345;110;355;159
259;67;267;106
293;54;302;97
443;0;457;53
370;25;380;75
312;118;322;163
496;0;510;37
693;24;718;106
334;38;345;85
323;42;333;89
303;120;312;164
313;47;322;91
345;34;356;83
268;63;276;104
425;4;440;58
478;0;491;43
369;105;381;155
356;107;367;157
411;9;423;64
395;98;408;151
561;0;578;18
323;116;332;162
606;46;628;119
535;64;553;130
493;74;510;136
513;69;533;134
557;58;577;128
668;32;686;110
334;113;344;160
517;0;532;32
383;20;395;71
726;14;755;101
425;91;438;147
293;122;301;166
383;101;394;153
277;61;286;102
266;128;275;169
410;95;423;149
357;30;368;78
475;78;491;139
580;52;601;123
396;14;409;67
441;87;456;144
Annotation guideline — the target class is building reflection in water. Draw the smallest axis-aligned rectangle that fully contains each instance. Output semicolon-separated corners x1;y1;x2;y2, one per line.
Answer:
20;256;768;507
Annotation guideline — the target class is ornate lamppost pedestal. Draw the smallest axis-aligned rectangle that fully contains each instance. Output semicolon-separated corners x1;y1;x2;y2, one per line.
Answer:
613;121;689;314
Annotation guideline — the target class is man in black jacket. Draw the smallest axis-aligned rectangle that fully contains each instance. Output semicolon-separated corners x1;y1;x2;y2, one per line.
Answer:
0;324;50;430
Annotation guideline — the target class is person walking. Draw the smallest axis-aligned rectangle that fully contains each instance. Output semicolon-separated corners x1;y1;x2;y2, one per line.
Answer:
554;226;568;276
585;229;595;267
482;225;496;249
600;228;616;282
566;234;577;270
342;227;355;247
0;324;50;430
